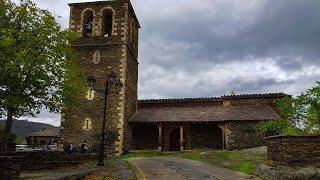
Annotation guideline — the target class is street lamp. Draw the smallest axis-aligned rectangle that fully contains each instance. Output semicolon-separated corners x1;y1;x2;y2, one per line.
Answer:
87;71;123;166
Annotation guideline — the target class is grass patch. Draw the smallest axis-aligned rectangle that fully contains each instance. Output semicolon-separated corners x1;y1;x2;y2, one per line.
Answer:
229;161;256;174
208;151;258;174
180;150;266;175
181;153;201;161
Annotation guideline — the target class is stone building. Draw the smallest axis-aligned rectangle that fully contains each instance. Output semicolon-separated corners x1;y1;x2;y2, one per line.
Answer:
61;0;287;154
130;93;286;151
26;128;59;146
61;0;139;155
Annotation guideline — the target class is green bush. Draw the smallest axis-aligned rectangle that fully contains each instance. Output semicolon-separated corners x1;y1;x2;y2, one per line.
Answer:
250;120;290;137
285;126;320;135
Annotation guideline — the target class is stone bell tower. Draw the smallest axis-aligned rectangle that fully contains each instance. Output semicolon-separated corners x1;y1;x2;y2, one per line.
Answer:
60;0;140;155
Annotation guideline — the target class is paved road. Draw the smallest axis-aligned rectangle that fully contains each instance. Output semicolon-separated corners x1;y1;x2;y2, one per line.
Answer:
128;157;261;180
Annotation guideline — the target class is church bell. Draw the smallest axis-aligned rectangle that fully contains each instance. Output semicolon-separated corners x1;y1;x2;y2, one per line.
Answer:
84;22;93;33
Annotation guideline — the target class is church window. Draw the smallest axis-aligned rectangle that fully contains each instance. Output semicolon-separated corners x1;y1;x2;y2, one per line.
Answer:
82;10;94;37
93;50;100;64
83;118;92;130
101;9;113;37
86;88;95;100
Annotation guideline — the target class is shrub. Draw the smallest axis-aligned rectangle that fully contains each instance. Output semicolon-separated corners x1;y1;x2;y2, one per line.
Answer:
250;120;290;137
285;126;308;135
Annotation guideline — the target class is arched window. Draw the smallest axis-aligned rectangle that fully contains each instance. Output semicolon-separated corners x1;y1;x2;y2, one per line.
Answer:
82;10;94;37
86;88;95;100
101;9;113;37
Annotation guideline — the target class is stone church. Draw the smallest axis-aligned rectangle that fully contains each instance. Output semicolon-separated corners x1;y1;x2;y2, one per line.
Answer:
61;0;287;155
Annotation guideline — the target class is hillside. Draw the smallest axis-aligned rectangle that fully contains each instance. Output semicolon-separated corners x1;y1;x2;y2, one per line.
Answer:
0;119;56;139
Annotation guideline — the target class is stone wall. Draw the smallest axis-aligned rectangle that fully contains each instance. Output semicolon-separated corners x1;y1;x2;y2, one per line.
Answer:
0;156;22;179
122;44;139;152
190;124;222;149
225;121;265;150
0;151;93;171
265;135;320;168
132;124;158;150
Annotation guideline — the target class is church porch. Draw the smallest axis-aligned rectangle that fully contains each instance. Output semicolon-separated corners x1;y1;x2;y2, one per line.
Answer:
130;122;225;151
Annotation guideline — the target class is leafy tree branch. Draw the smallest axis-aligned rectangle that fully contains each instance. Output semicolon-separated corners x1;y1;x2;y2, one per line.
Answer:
0;0;86;151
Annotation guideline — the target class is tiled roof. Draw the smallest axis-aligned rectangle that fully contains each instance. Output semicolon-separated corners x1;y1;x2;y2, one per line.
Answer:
138;93;287;103
128;105;281;123
28;127;59;137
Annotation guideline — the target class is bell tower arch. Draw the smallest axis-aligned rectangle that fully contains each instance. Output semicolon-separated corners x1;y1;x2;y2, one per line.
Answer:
61;0;140;155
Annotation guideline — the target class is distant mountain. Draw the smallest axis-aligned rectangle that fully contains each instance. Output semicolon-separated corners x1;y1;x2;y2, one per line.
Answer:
0;119;55;139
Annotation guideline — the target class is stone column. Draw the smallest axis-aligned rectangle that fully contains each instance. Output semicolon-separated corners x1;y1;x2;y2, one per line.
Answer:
158;125;162;151
180;126;184;151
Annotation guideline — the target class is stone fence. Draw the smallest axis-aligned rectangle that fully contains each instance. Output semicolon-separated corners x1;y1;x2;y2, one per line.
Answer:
0;151;96;171
0;156;22;179
265;135;320;168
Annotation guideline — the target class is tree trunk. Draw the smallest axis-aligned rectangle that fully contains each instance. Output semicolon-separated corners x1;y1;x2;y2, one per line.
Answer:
0;106;14;152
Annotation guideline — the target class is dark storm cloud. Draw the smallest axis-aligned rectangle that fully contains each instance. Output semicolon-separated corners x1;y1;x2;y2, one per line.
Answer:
139;0;320;70
228;78;294;93
275;57;303;72
136;0;320;100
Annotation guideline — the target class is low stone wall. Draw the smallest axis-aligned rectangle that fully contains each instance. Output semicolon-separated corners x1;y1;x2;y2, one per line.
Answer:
265;135;320;168
0;151;96;171
0;156;22;179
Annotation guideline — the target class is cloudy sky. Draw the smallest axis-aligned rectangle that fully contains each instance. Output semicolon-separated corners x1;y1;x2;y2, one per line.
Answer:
19;0;320;126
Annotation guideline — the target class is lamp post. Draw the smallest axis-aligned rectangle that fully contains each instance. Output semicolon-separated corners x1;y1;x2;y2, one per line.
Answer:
87;71;123;166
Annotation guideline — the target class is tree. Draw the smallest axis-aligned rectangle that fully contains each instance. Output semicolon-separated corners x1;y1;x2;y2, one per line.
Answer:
249;120;290;137
294;81;320;131
276;82;320;132
0;0;86;151
275;95;294;124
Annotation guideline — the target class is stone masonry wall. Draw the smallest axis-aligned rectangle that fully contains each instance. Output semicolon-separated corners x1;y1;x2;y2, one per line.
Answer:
0;151;91;171
0;156;22;179
266;135;320;168
225;121;265;150
122;49;138;152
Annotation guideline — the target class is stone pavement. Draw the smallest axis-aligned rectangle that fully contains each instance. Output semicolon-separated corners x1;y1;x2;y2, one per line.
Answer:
110;160;135;179
128;157;261;180
19;160;135;180
20;157;260;180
